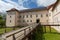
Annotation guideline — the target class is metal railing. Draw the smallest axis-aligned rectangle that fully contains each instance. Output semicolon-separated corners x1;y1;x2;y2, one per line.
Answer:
0;23;39;40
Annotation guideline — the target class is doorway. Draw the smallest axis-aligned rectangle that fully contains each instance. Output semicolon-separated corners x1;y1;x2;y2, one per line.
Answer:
36;19;40;23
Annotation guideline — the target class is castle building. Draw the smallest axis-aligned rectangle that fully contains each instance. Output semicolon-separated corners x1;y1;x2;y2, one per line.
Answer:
49;0;60;24
6;7;50;27
48;0;60;31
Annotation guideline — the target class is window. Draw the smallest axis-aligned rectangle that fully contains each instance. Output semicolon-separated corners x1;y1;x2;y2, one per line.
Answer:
19;16;21;18
23;20;25;22
36;14;38;17
46;14;48;17
27;20;29;22
10;16;11;18
26;15;28;18
18;20;21;22
30;20;32;22
30;15;32;18
46;20;48;22
41;14;43;17
10;20;11;23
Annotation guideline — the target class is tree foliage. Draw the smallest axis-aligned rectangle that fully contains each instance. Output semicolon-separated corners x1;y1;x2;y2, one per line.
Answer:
0;15;5;27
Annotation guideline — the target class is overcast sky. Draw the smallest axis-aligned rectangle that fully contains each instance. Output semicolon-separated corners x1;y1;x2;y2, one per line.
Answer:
0;0;57;12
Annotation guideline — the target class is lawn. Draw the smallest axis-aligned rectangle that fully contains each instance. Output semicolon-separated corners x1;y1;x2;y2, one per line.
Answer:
33;26;60;40
44;26;60;40
0;27;20;35
0;28;13;35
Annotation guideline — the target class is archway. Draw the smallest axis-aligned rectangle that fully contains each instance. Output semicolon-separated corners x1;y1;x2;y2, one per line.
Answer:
36;19;40;23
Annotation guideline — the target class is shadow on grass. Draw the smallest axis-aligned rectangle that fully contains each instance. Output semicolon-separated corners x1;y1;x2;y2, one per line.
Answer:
44;32;60;34
32;23;45;40
32;23;60;40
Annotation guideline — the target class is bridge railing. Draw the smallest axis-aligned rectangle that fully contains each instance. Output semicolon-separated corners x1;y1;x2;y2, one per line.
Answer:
40;22;60;25
0;23;39;40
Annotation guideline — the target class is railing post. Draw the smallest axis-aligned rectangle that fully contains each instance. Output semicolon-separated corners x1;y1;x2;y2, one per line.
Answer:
45;26;46;33
24;29;26;36
44;26;46;33
13;26;15;30
49;26;51;32
28;27;32;40
5;26;6;33
13;34;16;40
24;29;28;40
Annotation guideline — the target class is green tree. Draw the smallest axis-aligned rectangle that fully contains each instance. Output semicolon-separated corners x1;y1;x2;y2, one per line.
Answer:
0;15;5;27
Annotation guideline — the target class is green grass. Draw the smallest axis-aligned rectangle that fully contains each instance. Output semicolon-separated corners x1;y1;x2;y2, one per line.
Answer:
43;26;60;40
0;27;20;35
33;26;60;40
0;28;13;34
44;33;60;40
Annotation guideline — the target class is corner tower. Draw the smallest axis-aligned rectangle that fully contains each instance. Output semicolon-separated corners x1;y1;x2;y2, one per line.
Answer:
6;8;19;27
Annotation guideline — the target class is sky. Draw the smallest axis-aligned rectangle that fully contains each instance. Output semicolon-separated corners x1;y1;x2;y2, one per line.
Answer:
0;0;57;12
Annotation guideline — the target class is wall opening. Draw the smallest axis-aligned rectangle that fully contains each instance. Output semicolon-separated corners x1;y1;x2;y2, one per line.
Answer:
36;19;40;23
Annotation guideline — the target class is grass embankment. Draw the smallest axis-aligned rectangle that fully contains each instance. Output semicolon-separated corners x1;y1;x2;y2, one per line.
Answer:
0;27;20;35
44;26;60;40
0;28;13;34
33;25;60;40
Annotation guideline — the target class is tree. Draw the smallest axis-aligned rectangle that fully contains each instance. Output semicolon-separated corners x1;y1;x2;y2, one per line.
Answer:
0;15;5;27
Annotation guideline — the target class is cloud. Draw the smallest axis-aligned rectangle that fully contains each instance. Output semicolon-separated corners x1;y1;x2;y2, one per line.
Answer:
0;0;57;12
0;0;28;12
18;0;38;8
0;0;14;12
18;0;57;8
37;0;57;6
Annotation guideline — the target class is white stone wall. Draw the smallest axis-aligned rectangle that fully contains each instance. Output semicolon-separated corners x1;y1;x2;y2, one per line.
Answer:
49;1;60;32
6;10;49;27
19;10;49;26
48;7;54;24
6;12;16;27
53;2;60;23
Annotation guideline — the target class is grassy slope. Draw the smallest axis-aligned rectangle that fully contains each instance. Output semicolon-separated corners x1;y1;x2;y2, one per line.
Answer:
0;28;20;35
0;28;13;34
44;26;60;40
33;26;60;40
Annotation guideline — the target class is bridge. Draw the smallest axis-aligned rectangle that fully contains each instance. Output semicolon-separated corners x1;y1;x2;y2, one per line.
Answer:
41;22;60;26
0;22;60;40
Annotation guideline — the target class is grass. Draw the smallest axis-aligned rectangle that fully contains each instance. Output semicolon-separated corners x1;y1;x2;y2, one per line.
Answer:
33;25;60;40
44;33;60;40
43;26;60;40
0;28;13;34
0;27;20;35
0;26;24;35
